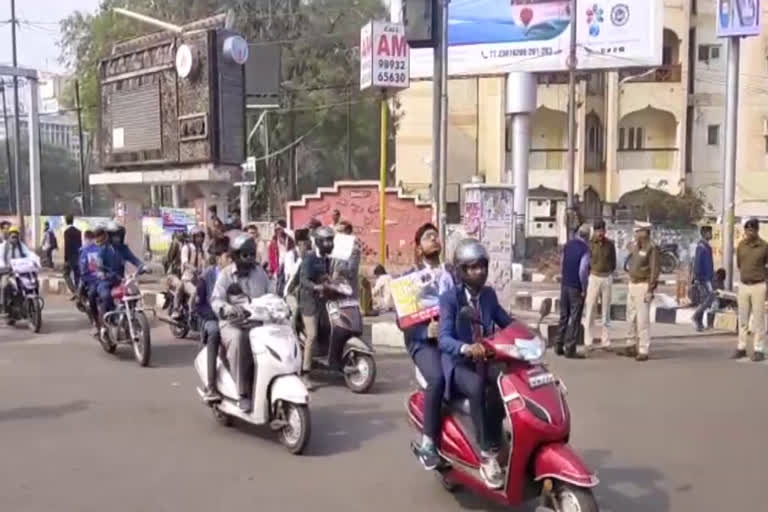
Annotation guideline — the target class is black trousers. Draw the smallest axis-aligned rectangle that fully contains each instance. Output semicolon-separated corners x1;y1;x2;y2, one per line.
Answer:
452;364;504;453
557;285;584;351
411;342;445;443
202;320;221;390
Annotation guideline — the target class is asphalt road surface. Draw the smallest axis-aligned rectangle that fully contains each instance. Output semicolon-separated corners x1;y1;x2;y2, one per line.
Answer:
1;297;766;512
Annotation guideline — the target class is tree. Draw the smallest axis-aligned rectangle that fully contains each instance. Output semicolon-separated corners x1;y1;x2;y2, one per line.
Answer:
58;0;389;218
0;137;83;215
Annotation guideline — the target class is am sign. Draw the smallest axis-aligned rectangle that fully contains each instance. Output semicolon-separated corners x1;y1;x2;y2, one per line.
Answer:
360;21;410;91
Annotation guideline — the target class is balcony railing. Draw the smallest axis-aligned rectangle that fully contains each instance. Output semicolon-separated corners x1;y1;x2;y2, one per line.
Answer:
617;148;678;170
529;149;568;170
618;65;682;83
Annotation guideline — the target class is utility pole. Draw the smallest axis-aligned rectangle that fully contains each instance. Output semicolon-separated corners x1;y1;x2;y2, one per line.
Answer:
437;0;450;251
722;37;739;291
565;0;578;239
10;0;23;231
74;79;88;215
431;0;443;224
346;85;352;178
1;85;12;213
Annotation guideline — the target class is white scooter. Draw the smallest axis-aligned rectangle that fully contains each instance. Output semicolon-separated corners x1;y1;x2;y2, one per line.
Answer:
194;293;311;454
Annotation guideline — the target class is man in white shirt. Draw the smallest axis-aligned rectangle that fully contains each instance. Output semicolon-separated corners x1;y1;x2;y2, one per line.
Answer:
171;226;205;319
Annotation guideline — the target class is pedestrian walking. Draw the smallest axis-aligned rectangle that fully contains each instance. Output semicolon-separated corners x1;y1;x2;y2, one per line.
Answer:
582;220;616;351
733;218;768;362
692;226;715;331
41;221;58;268
63;214;82;293
621;222;660;362
555;223;591;359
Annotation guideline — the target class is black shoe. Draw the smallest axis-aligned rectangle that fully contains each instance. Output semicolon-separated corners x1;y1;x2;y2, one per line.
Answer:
751;351;765;362
564;349;585;360
730;349;747;360
618;346;638;358
554;344;565;356
635;354;649;362
203;388;222;403
695;323;704;332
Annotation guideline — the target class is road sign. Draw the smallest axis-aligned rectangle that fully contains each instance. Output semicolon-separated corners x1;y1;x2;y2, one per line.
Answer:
360;21;410;91
716;0;761;38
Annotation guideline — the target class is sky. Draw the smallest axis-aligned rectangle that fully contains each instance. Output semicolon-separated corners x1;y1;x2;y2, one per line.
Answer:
0;0;101;72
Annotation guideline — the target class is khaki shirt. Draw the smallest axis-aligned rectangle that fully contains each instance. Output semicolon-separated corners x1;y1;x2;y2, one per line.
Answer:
628;241;660;289
590;238;617;276
736;237;768;284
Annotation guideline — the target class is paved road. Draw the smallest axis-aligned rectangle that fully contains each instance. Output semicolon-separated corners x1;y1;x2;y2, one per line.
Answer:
1;298;766;512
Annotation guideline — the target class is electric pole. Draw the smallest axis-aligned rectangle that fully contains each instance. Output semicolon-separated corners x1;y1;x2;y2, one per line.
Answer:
566;0;578;239
74;79;89;215
1;84;13;213
10;0;23;230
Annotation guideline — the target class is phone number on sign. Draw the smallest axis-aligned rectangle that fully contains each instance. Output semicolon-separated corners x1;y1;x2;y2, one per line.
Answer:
376;72;407;84
377;59;407;71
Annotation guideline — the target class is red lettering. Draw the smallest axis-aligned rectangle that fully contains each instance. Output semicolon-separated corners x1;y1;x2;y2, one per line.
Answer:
377;34;390;57
391;35;408;57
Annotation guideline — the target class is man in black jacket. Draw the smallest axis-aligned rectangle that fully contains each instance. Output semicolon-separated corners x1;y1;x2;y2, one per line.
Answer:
63;214;82;292
298;225;334;390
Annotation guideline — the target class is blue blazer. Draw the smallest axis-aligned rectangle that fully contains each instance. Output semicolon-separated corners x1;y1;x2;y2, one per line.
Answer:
438;284;513;399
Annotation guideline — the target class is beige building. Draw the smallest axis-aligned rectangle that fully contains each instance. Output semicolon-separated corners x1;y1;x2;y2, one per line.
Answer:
394;1;768;218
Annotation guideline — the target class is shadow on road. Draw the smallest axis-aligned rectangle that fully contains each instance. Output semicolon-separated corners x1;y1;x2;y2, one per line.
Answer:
585;449;673;512
304;403;399;456
0;400;90;422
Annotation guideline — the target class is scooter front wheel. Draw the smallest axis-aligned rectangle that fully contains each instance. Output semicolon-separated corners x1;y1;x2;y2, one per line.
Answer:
552;482;598;512
277;402;311;455
343;352;376;394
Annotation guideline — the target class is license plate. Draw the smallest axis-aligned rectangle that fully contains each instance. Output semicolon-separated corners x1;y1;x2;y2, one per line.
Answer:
528;372;556;389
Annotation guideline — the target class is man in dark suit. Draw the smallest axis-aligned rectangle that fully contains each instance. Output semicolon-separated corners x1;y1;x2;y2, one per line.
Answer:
438;238;512;490
63;214;82;293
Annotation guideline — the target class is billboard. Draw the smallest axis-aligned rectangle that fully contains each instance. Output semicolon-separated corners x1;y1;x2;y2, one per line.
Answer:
391;0;663;77
716;0;761;38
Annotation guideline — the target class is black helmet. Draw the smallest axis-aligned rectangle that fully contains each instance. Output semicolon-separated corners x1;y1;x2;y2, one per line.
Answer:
453;238;489;292
229;232;257;273
105;220;125;244
314;225;335;255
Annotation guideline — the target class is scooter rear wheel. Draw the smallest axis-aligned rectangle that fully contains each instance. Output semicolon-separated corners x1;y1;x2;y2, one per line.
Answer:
553;482;599;512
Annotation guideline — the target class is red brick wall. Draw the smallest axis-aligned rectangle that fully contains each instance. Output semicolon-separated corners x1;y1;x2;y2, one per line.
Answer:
288;182;433;267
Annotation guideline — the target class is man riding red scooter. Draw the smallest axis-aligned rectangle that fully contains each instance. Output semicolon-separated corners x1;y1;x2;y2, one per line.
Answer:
407;239;599;511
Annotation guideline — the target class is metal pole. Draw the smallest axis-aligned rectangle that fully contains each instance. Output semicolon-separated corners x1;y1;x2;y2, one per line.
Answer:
431;0;443;214
264;111;271;221
438;0;450;253
10;0;23;231
722;37;740;291
74;79;88;215
1;85;12;213
566;0;578;239
379;93;388;265
346;85;352;178
27;78;41;249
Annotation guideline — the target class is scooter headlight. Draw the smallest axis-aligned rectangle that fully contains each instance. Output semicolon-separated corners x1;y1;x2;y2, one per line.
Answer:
494;336;545;362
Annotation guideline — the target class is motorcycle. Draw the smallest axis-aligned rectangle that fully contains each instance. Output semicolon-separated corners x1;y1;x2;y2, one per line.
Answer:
624;243;679;274
406;299;600;511
193;293;311;455
4;257;44;333
296;280;376;393
100;272;154;367
160;288;201;341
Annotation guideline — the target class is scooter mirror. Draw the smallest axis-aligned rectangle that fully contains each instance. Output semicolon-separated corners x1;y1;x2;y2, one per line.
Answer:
459;305;478;323
539;298;552;320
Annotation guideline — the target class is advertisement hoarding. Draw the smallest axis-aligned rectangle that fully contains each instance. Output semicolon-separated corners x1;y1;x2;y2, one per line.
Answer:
716;0;761;38
390;0;663;77
360;21;410;90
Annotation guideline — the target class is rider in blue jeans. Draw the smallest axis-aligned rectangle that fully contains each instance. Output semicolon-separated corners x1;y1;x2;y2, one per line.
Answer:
96;221;144;333
438;239;512;489
403;223;455;470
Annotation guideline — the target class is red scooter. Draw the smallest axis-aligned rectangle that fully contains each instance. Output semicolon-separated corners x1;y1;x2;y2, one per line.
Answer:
406;299;599;511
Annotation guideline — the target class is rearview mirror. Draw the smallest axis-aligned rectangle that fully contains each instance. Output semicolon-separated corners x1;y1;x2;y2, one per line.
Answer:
539;298;552;320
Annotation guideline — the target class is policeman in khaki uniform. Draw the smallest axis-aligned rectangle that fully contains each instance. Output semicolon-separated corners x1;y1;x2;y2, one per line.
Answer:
583;220;617;351
734;218;768;362
621;222;660;362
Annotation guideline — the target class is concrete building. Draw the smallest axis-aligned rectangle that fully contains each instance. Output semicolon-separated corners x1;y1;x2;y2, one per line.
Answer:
394;0;768;218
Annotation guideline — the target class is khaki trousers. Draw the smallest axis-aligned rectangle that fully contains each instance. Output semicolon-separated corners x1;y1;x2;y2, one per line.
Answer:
582;274;612;347
737;282;766;353
626;282;651;355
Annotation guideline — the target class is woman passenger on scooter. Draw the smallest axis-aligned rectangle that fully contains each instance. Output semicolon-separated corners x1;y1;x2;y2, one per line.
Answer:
438;239;512;490
403;223;455;470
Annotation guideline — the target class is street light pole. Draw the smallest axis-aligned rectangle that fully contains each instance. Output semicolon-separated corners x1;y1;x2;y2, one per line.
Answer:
722;37;739;291
10;0;23;231
437;0;450;253
565;0;578;239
